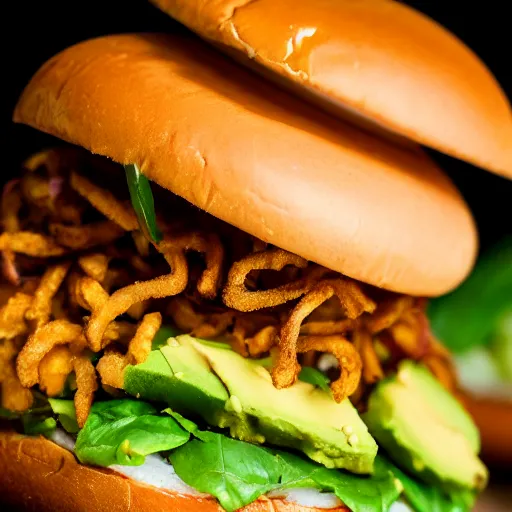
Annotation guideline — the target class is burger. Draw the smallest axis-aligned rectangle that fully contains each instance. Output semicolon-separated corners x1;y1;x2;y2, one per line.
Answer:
153;0;512;473
0;3;510;512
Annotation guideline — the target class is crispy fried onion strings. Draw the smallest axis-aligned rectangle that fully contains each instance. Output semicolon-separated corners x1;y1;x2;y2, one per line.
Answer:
272;279;375;392
78;253;109;283
72;353;98;428
163;233;224;299
167;297;234;339
296;335;362;402
366;296;414;334
15;319;99;425
86;251;187;351
0;292;33;339
26;262;71;329
86;233;223;351
352;328;384;384
1;339;34;412
70;171;138;231
0;232;66;257
97;312;162;389
223;249;310;312
16;320;85;388
50;221;125;250
38;345;73;397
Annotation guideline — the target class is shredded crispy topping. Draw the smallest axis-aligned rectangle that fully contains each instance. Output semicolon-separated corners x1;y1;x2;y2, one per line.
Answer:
0;148;459;423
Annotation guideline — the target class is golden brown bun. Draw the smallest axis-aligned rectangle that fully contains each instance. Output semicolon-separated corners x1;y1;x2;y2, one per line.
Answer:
457;393;512;467
0;431;348;511
14;33;477;296
151;0;512;178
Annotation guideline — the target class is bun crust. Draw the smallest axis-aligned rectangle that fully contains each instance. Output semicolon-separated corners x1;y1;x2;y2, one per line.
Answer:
151;0;512;178
14;33;477;296
0;430;347;512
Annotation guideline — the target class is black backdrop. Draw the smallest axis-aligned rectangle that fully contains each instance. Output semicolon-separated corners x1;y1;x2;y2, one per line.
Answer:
3;1;511;253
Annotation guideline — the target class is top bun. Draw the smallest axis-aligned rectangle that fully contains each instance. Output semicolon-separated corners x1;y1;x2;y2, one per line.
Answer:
14;33;476;296
151;0;512;178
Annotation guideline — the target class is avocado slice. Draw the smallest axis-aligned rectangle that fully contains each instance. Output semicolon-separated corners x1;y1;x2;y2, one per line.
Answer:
182;336;377;474
363;361;488;491
124;342;229;423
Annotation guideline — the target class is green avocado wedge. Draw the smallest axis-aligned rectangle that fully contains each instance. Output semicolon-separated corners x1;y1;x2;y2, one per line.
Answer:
363;361;488;492
124;342;229;424
182;336;377;473
123;331;377;473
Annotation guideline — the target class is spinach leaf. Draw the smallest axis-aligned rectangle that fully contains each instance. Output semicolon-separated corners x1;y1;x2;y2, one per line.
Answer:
124;163;162;244
0;407;20;419
298;366;331;393
168;411;400;512
170;435;280;512
75;399;189;467
48;398;79;433
276;452;401;512
428;237;512;353
22;414;57;435
381;455;474;512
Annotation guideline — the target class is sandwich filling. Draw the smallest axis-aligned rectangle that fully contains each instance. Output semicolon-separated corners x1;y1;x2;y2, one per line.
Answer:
0;149;486;511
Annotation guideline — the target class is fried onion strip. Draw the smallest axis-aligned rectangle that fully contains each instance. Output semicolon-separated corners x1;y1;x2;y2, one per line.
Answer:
300;319;357;336
96;348;126;390
0;232;66;257
191;313;234;339
70;171;138;231
26;262;71;329
16;320;83;387
353;329;384;384
160;232;224;299
86;251;188;351
78;253;109;283
1;361;34;412
75;276;109;312
388;310;430;359
167;297;204;332
366;296;414;334
0;293;33;339
296;335;362;402
50;221;125;250
273;279;375;389
127;312;162;365
38;345;73;397
223;249;309;312
72;353;98;428
245;325;278;357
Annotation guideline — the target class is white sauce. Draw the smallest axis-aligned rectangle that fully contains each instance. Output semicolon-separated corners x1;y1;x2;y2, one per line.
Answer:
111;454;207;497
49;429;408;510
389;501;412;512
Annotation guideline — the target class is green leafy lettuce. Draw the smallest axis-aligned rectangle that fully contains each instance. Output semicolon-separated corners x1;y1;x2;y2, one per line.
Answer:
382;456;475;512
298;366;331;393
48;398;79;433
124;163;162;244
22;414;57;435
75;400;189;466
428;237;512;353
167;410;400;512
12;395;475;512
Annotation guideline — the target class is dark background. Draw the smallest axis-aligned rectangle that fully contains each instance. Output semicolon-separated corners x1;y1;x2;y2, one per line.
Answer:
3;1;511;253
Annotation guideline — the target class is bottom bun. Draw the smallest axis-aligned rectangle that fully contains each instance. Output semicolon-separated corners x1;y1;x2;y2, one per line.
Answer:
0;430;348;512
